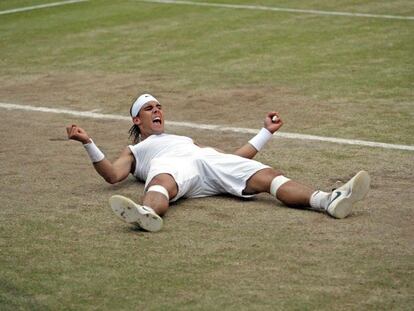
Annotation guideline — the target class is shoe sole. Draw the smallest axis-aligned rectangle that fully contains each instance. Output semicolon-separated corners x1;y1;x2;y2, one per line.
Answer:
328;171;370;219
109;195;163;232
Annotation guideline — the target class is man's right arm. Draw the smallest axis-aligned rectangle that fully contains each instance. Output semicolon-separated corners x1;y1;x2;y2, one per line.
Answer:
66;124;134;184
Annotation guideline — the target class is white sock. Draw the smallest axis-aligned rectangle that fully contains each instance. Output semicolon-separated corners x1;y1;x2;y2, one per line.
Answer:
310;190;330;211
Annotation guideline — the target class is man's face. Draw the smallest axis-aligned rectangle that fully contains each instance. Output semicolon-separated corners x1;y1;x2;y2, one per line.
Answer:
134;101;164;139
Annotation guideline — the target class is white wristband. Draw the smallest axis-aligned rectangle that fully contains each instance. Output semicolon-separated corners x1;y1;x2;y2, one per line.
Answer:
248;128;273;151
83;139;105;163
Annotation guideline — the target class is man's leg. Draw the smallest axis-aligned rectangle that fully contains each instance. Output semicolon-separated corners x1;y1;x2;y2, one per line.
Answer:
143;173;178;216
244;168;314;207
244;168;370;218
109;173;178;232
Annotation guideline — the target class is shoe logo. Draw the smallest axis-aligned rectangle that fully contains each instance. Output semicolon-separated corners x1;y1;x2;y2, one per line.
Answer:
328;191;341;208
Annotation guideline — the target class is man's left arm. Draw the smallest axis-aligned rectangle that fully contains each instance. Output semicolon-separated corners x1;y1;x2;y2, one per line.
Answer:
234;112;283;159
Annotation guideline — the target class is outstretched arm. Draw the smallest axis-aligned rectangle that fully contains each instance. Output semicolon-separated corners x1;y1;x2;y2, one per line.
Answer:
234;112;283;159
66;124;134;184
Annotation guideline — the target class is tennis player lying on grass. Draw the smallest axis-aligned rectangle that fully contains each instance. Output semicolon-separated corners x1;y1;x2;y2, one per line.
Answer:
66;94;370;232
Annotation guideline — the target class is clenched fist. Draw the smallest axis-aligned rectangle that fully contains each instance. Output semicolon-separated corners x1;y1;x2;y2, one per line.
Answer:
66;124;91;144
264;111;283;134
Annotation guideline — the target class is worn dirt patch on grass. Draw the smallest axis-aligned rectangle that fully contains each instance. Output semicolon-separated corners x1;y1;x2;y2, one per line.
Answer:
1;72;413;310
1;71;412;145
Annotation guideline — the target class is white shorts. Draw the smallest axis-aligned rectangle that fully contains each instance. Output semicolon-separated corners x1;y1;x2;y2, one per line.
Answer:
145;148;270;202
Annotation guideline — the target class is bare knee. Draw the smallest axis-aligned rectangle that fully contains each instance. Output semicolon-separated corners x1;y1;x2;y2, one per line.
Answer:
244;168;283;194
146;174;178;200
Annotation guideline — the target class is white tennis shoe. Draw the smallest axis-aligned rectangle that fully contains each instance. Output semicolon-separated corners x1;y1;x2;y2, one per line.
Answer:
326;171;371;219
109;195;163;232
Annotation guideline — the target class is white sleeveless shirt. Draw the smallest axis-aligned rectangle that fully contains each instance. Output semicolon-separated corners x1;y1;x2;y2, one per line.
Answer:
128;133;270;201
128;133;201;181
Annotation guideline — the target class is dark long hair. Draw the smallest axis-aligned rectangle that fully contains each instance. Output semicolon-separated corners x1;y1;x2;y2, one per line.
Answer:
128;96;141;144
128;124;141;144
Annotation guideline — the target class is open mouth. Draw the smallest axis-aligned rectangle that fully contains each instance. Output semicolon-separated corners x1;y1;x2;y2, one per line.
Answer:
152;117;162;124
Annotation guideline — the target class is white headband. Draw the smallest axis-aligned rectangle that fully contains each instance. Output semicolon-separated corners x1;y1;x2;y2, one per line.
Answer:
130;94;159;118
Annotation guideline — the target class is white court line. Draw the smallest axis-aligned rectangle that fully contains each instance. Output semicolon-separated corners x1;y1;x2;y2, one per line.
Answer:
0;0;89;16
1;102;413;151
138;0;414;21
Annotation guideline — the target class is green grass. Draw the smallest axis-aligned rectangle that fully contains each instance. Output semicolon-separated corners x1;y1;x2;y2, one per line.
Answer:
0;1;413;310
0;0;60;11
1;0;413;144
